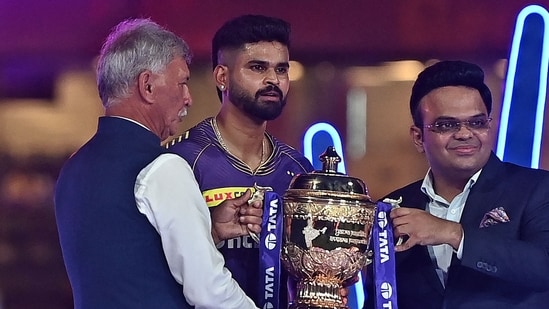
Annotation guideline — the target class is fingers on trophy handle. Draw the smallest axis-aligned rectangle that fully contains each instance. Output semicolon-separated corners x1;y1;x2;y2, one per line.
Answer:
248;231;260;243
382;197;405;246
247;183;273;243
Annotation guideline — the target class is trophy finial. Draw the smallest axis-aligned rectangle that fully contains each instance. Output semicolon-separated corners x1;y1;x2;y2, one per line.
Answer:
319;146;341;174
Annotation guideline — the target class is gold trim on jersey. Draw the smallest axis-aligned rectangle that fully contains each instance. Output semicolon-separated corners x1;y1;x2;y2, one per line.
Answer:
164;131;190;148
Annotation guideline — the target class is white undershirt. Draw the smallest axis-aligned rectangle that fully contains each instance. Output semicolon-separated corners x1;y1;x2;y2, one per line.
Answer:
134;153;258;309
420;169;480;286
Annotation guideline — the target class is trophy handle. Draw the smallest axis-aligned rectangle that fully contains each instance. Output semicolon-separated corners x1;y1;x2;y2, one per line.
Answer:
381;197;405;246
247;183;274;243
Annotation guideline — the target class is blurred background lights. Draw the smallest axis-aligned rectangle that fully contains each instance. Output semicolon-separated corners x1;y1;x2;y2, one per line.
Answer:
289;60;304;81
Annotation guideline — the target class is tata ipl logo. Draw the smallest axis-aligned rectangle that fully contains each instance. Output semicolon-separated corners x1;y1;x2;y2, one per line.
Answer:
377;210;390;264
380;282;394;309
264;198;279;250
376;209;394;308
263;266;275;309
263;197;280;308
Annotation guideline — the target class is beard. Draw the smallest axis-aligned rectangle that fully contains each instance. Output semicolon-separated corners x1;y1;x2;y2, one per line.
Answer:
229;83;287;121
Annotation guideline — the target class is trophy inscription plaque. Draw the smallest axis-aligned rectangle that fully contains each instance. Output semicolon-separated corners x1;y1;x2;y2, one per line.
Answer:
282;146;376;309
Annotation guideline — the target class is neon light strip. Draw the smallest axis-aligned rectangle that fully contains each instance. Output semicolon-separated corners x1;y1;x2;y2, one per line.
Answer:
303;122;346;173
353;272;365;308
496;5;549;168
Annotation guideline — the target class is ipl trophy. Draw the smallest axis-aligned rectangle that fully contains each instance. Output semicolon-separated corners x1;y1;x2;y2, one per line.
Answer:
282;146;376;309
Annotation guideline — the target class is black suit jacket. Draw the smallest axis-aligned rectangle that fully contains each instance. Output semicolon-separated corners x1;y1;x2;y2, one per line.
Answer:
365;153;549;309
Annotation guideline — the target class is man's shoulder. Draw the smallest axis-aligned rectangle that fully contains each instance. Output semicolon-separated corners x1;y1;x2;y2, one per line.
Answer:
271;137;314;172
484;153;549;183
383;179;425;205
386;180;422;195
165;119;214;157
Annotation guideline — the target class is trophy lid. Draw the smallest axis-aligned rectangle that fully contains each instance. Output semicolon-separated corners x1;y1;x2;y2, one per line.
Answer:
287;146;371;199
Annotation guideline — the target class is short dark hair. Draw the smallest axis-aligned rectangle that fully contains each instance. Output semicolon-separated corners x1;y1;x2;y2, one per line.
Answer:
212;14;291;101
409;60;492;127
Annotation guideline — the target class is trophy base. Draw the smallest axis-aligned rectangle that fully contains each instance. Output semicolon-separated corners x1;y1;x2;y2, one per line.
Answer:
291;276;348;309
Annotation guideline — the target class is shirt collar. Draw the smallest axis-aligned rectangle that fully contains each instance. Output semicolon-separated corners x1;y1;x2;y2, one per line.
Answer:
420;168;482;201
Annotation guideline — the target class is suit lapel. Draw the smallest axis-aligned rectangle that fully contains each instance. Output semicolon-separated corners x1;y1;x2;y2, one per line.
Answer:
460;153;506;228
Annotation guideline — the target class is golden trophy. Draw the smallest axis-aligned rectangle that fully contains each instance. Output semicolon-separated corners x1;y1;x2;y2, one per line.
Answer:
282;146;376;309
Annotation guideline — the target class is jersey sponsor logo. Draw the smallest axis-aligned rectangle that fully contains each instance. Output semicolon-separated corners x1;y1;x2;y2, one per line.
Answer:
218;235;259;249
204;186;261;249
202;187;251;207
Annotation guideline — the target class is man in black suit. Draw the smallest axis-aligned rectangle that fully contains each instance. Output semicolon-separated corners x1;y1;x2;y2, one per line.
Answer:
366;60;549;308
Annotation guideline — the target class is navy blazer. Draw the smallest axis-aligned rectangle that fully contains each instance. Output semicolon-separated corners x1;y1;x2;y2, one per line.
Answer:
55;117;191;309
365;152;549;309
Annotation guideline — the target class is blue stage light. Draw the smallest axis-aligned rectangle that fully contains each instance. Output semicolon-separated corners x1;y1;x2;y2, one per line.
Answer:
497;5;549;168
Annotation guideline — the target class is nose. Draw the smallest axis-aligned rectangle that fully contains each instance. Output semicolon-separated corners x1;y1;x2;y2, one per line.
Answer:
183;87;193;107
453;123;474;138
185;94;193;107
264;68;280;85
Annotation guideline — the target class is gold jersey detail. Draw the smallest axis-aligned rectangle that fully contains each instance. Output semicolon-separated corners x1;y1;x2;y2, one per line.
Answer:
164;131;190;148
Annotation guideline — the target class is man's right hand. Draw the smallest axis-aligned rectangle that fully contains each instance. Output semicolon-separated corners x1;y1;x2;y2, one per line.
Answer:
390;206;463;252
211;189;263;244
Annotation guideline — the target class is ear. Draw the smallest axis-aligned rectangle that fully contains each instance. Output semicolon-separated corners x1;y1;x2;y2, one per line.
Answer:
138;70;154;104
213;65;228;91
410;125;425;153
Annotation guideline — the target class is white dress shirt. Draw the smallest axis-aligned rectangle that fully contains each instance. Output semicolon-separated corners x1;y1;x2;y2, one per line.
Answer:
135;153;258;309
420;169;481;286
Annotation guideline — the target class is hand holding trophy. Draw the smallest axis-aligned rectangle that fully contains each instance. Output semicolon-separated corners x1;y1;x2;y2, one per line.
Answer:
247;183;273;243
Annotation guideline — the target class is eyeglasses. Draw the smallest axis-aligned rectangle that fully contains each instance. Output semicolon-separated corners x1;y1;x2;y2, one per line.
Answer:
423;117;492;134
